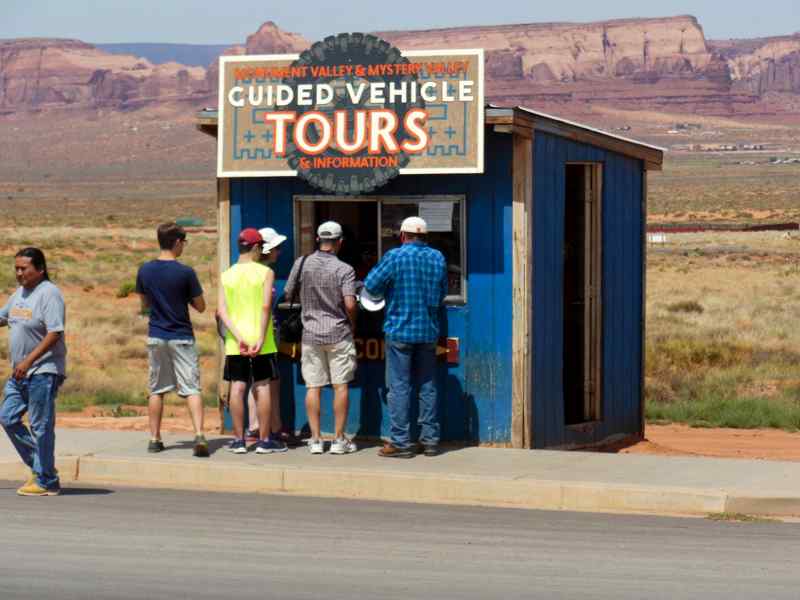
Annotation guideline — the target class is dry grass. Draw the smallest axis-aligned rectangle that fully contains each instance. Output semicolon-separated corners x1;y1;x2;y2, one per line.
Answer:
0;214;220;412
646;231;800;429
649;154;800;218
1;147;800;426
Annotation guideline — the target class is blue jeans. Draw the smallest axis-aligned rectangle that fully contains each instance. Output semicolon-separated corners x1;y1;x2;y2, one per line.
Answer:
0;374;63;489
385;339;439;449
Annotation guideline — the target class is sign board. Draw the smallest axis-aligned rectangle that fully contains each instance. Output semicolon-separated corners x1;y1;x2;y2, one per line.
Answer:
218;33;484;193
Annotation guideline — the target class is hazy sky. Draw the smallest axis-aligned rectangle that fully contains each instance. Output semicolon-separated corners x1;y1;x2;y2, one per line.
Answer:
4;0;798;44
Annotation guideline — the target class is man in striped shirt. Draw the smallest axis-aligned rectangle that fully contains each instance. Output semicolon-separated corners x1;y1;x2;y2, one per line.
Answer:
284;221;358;455
364;216;448;458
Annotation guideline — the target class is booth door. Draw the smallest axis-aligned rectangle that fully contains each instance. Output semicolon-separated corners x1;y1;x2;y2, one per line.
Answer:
563;164;602;425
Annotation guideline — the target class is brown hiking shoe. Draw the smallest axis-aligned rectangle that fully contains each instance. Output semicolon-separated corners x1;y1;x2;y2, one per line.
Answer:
378;443;414;459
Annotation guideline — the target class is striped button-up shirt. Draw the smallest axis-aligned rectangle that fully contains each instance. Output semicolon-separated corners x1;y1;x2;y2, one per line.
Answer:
364;241;448;344
284;250;356;346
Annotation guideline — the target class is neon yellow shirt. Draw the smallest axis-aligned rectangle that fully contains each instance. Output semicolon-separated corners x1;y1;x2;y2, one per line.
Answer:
221;262;277;356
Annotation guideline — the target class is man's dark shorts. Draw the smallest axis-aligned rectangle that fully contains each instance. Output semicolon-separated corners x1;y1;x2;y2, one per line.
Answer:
224;354;279;383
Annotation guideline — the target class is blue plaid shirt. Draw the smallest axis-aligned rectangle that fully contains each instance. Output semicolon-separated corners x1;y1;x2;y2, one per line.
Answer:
364;241;448;343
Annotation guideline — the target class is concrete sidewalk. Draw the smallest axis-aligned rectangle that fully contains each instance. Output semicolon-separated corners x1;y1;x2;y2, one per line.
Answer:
1;428;799;517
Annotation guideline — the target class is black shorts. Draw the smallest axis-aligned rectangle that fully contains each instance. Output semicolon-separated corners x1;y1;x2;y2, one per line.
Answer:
224;354;279;383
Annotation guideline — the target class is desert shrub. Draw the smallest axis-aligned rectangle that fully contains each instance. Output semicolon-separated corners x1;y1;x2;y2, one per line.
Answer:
666;300;704;314
116;281;137;298
647;337;752;373
109;405;139;418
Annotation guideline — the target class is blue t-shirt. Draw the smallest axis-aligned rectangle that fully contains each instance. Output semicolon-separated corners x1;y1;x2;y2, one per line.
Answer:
135;260;203;340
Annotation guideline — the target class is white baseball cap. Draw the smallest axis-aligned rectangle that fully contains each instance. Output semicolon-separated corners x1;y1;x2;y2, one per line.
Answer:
317;221;343;240
258;227;287;254
400;216;428;234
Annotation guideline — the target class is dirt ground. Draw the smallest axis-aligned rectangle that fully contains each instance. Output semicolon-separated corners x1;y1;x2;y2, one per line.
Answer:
57;405;224;434
54;410;800;461
620;424;800;461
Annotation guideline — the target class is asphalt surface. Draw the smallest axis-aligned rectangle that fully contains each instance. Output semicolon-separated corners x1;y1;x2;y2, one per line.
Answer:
0;481;797;599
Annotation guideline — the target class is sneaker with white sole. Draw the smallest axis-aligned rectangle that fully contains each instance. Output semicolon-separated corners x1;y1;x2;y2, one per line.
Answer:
229;439;248;454
255;438;288;454
329;438;357;455
308;439;325;454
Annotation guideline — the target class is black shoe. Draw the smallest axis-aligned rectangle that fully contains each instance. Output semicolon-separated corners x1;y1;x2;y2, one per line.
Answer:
422;444;440;457
193;435;209;457
148;439;165;453
273;429;303;447
413;442;441;456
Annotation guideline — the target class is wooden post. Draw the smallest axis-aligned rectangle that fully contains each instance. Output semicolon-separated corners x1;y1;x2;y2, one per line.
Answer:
511;122;533;448
217;177;231;432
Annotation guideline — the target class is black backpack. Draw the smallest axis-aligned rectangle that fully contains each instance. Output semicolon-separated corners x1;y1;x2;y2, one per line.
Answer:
280;254;308;343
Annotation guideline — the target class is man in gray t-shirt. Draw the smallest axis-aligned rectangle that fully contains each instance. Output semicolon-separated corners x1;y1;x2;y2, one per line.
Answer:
0;248;66;496
0;281;66;377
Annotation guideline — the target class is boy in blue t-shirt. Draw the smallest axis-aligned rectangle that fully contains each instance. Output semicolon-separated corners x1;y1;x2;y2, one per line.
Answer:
135;222;207;457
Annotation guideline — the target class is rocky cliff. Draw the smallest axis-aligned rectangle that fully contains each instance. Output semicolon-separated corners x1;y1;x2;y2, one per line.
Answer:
1;17;799;118
0;37;209;113
378;17;800;116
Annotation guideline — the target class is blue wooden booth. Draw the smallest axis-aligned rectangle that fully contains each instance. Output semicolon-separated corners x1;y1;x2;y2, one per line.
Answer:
198;106;664;449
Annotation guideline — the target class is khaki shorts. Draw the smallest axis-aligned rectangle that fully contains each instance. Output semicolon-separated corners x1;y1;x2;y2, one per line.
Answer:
301;338;357;388
147;338;201;397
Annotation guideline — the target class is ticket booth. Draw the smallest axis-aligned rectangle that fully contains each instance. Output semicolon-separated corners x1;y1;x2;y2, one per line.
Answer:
198;35;663;448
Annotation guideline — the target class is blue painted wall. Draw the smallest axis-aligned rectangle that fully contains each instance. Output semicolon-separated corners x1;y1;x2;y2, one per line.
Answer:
228;129;514;443
531;131;644;448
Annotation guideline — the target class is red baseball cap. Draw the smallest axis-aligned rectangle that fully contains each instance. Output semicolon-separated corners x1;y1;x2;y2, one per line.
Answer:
238;228;263;246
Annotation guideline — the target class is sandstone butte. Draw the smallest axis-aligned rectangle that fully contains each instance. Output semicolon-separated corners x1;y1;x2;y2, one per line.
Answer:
1;16;799;118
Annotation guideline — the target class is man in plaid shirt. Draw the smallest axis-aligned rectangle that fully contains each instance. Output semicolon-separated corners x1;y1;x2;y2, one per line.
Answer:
364;216;448;458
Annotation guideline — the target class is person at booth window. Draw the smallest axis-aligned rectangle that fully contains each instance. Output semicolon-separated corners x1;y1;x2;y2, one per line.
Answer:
241;227;301;447
364;216;448;458
217;228;287;455
136;223;208;458
283;221;358;455
0;247;66;496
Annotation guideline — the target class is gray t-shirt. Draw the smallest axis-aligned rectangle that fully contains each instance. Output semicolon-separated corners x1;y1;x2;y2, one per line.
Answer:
0;280;67;377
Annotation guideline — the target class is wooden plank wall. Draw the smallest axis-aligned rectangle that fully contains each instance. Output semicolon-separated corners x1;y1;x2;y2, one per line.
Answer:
227;128;517;444
531;131;644;448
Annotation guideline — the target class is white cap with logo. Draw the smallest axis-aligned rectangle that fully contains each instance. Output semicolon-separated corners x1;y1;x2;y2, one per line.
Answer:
317;221;343;240
258;227;287;254
400;216;428;234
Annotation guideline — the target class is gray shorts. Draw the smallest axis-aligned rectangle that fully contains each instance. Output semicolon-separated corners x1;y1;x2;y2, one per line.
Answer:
301;338;357;388
147;338;201;397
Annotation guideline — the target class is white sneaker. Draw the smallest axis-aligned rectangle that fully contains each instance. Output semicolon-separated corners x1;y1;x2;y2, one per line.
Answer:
309;439;325;454
329;437;357;455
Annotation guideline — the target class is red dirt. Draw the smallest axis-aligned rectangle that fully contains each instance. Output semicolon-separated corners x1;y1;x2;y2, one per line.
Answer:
621;424;800;461
57;405;224;434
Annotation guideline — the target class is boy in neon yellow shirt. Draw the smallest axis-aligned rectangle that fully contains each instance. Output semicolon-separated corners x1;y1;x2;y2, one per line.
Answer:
217;228;287;454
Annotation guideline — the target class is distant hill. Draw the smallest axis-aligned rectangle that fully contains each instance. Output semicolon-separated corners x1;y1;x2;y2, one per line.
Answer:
96;42;231;66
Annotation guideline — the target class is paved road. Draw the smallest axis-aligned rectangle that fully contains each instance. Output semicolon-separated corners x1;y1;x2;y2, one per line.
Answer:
0;481;797;599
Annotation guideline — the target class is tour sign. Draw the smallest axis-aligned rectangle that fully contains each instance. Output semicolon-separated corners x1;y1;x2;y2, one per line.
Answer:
217;33;484;193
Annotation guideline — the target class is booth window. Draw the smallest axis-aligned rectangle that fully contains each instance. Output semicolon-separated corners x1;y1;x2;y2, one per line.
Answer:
294;195;466;303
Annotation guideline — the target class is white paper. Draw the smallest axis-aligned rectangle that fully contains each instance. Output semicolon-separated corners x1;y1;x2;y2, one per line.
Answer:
419;201;454;232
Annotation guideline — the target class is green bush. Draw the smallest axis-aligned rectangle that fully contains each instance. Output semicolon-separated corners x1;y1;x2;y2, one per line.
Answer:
116;281;137;298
